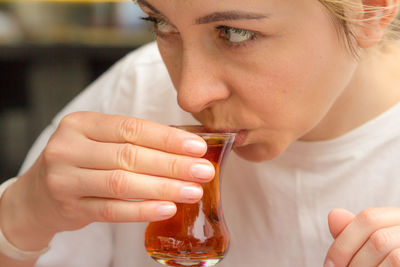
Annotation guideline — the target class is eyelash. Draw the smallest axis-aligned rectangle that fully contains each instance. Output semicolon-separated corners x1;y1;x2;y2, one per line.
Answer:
215;25;258;48
141;16;173;37
140;15;259;48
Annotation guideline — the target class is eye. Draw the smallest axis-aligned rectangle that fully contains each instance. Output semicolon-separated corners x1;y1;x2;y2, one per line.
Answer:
217;26;255;43
141;16;178;36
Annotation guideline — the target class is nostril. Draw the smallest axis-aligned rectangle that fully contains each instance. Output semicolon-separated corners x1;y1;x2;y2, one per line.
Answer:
177;81;231;113
177;93;207;113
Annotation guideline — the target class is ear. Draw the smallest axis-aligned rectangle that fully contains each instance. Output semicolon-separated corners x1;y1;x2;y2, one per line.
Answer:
355;0;398;48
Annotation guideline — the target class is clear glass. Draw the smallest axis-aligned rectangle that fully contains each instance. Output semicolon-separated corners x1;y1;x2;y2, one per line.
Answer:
145;125;236;267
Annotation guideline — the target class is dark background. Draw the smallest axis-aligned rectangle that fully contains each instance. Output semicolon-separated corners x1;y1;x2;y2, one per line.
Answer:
0;1;153;182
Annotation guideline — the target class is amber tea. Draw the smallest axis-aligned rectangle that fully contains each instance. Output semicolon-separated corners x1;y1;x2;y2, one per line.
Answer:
145;126;236;267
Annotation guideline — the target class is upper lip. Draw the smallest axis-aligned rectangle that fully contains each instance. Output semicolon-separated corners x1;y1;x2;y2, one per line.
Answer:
201;125;241;133
215;128;241;133
203;124;250;132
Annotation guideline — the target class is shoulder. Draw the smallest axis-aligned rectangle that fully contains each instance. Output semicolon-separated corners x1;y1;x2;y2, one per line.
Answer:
123;41;164;66
115;41;167;80
107;41;172;101
59;41;173;117
103;42;178;120
93;41;168;91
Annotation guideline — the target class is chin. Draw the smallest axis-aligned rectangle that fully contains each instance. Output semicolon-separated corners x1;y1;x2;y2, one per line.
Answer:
233;143;285;162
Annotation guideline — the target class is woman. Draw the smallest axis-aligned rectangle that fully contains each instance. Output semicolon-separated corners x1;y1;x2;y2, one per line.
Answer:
1;0;400;266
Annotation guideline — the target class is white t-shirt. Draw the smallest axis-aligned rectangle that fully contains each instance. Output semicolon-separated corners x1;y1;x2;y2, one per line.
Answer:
18;42;400;267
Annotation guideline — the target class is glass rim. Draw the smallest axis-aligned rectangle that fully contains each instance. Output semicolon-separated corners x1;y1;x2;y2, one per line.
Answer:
171;125;237;137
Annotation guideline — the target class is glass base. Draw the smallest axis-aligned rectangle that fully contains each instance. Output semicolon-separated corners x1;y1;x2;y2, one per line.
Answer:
151;255;223;267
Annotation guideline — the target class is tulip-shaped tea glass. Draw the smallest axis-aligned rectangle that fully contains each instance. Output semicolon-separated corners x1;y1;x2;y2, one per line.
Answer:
145;126;236;267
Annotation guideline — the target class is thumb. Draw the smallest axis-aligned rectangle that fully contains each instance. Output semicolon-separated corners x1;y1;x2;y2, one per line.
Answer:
327;208;356;239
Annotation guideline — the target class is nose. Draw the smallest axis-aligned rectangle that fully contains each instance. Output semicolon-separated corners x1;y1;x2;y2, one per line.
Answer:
176;45;231;113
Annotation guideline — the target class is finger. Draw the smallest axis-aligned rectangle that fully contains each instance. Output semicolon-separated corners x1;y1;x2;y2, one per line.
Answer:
79;198;177;222
377;248;400;267
74;169;204;204
349;226;400;267
71;140;215;182
328;208;355;238
61;112;207;156
325;207;400;267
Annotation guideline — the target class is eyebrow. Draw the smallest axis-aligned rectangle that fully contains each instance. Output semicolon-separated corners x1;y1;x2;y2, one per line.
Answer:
136;0;269;24
195;11;268;24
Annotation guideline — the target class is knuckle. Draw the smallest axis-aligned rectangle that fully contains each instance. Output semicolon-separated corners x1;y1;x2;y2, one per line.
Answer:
43;127;77;167
134;204;147;222
44;173;64;196
116;144;138;170
59;112;84;129
389;248;400;266
370;229;392;253
107;170;129;197
42;137;64;165
357;208;381;226
156;180;174;200
99;202;118;222
118;118;143;143
163;129;175;151
167;157;180;178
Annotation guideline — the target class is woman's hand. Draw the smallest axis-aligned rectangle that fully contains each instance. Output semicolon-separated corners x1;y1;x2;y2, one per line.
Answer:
0;111;214;251
325;207;400;267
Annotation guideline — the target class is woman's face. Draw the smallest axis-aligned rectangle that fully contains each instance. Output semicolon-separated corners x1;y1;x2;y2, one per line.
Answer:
138;0;358;162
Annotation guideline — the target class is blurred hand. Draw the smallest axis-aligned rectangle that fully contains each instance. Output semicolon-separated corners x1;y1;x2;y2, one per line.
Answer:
325;207;400;267
3;111;215;237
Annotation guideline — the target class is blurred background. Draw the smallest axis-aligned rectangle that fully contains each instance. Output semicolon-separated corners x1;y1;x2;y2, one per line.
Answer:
0;0;153;182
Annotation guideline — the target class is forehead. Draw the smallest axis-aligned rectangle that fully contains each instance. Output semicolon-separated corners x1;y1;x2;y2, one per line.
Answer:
139;0;306;17
138;0;336;42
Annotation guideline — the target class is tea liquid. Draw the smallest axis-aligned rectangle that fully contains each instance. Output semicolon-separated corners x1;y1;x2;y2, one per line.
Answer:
145;137;230;267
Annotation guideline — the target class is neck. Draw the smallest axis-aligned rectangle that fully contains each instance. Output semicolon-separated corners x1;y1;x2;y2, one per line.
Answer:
301;42;400;141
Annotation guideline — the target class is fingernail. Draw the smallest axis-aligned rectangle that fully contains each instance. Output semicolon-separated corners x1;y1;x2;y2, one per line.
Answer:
324;259;335;267
190;164;214;180
183;140;207;155
157;204;176;217
181;186;203;200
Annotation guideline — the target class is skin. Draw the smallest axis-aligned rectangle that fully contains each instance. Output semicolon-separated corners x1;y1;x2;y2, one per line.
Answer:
0;0;400;266
152;0;360;162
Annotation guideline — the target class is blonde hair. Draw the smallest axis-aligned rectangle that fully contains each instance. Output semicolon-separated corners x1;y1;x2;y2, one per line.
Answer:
319;0;400;54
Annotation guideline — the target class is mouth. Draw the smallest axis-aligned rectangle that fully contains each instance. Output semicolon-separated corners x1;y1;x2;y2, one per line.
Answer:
198;125;249;147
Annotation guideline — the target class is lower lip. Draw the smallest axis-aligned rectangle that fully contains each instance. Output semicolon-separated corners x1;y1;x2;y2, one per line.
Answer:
233;130;248;147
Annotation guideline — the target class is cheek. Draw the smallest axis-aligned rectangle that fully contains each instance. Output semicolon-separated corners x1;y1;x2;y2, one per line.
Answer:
157;40;183;91
226;30;356;161
234;29;354;136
